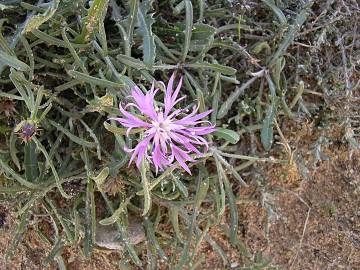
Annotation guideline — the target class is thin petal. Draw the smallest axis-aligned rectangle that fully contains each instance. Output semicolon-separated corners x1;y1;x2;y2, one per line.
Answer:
164;73;184;117
131;86;158;120
127;135;154;168
118;103;151;127
173;109;213;126
170;144;195;174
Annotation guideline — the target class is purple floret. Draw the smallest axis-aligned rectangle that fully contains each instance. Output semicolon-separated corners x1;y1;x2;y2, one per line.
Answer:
110;72;215;174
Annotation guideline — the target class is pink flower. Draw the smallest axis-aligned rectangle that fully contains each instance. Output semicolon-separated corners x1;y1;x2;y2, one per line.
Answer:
110;72;215;174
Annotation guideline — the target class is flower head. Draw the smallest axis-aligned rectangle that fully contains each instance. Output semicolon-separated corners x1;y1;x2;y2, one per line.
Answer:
110;72;215;174
21;123;36;143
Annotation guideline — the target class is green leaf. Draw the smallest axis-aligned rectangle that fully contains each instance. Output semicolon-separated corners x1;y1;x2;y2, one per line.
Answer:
187;62;236;75
68;70;125;89
144;219;168;261
24;141;38;182
222;173;238;244
128;0;138;45
172;176;188;198
23;0;60;34
0;4;15;10
214;128;240;144
261;73;278;151
260;100;277;151
99;196;131;225
169;207;183;242
268;4;312;66
99;191;142;266
194;176;209;209
83;148;96;257
45;198;74;243
191;23;216;40
182;0;193;61
116;54;150;70
137;0;156;65
217;70;265;119
0;19;14;56
33;138;72;199
261;0;287;25
86;93;113;113
49;120;96;148
9;131;21;171
42;239;64;266
252;41;271;55
92;167;109;187
214;155;238;244
141;158;151;216
104;121;144;136
0;158;37;189
0;51;30;72
9;69;33;110
189;23;216;52
76;0;109;43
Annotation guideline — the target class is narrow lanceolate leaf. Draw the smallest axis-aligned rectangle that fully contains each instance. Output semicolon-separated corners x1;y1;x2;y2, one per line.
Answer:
182;0;193;61
42;239;64;266
217;70;265;119
214;155;238;244
0;4;15;10
221;171;238;244
92;167;109;187
170;207;183;242
104;122;144;136
76;0;109;43
194;176;209;209
0;51;30;72
0;158;37;189
24;141;38;182
144;219;168;261
261;0;287;25
187;62;236;75
140;159;151;216
137;0;156;65
268;3;313;66
33;138;72;199
99;196;131;225
22;0;60;34
261;73;278;151
261;99;277;151
116;54;149;70
83;148;96;257
191;23;216;40
68;70;124;89
49;120;96;148
128;0;139;46
214;128;240;144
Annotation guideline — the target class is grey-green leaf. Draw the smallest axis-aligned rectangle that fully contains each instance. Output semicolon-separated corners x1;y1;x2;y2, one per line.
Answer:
187;62;236;75
261;0;287;25
214;128;240;144
22;0;60;34
260;101;277;151
0;51;30;72
92;167;109;187
137;1;156;65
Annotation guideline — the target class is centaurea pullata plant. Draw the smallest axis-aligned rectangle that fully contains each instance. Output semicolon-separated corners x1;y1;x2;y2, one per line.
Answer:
111;72;215;174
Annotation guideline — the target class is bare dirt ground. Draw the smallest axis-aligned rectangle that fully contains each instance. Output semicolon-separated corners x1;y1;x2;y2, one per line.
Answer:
199;120;360;269
1;121;360;269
